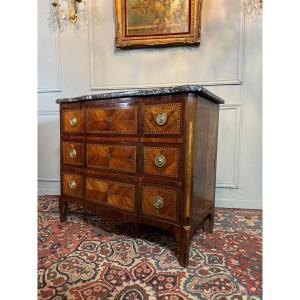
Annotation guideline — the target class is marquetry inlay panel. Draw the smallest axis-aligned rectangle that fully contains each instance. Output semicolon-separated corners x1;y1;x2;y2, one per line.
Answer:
62;173;83;198
86;106;137;134
87;144;137;173
143;147;180;178
144;103;182;135
63;142;84;166
86;177;135;211
62;110;83;133
142;185;178;222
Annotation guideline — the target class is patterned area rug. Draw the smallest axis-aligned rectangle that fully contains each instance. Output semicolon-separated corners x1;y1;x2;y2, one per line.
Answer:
38;196;262;300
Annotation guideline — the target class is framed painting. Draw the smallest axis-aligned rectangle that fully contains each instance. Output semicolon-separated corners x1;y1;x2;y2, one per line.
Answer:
114;0;202;48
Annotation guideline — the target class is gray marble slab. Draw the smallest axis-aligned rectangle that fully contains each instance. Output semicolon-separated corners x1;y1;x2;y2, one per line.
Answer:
56;85;225;104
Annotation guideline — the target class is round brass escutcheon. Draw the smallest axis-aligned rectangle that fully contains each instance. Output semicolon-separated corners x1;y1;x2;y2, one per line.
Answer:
68;180;77;190
155;112;167;126
69;148;77;159
69;115;78;127
155;154;166;168
153;196;164;209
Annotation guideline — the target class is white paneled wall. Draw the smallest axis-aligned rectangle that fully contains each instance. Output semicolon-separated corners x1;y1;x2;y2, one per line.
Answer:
38;0;262;208
38;1;61;92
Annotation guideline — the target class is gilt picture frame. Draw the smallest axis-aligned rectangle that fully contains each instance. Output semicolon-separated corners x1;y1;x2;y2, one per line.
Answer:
114;0;202;48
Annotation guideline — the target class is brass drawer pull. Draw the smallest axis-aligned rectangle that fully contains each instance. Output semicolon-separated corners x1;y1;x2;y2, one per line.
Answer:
155;112;167;126
153;196;164;209
69;115;78;127
155;154;166;168
68;180;77;190
69;148;77;159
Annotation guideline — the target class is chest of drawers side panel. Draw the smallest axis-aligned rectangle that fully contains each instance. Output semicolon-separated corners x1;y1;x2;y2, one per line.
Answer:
182;95;197;225
191;96;220;228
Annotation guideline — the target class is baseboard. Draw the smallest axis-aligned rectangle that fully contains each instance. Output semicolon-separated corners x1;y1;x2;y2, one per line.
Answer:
38;189;60;196
216;199;262;209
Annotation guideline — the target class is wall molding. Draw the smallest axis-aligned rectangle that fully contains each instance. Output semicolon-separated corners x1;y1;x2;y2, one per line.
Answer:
38;177;60;182
216;183;239;189
216;104;241;189
38;28;62;93
38;110;59;116
88;0;245;91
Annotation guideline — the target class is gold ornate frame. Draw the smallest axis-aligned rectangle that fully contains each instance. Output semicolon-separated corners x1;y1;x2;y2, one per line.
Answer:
114;0;202;48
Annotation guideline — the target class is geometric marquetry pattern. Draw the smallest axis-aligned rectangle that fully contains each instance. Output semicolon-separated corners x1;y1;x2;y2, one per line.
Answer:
143;147;179;178
87;144;136;173
86;177;135;211
86;106;137;134
63;142;84;166
144;103;182;135
62;173;83;198
142;185;178;222
62;110;83;133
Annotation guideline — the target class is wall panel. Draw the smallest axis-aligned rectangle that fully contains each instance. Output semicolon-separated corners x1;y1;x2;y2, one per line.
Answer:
38;0;61;92
90;0;244;89
38;0;262;208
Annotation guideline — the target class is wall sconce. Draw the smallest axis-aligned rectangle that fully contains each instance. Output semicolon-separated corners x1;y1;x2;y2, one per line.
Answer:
51;0;86;27
243;0;263;17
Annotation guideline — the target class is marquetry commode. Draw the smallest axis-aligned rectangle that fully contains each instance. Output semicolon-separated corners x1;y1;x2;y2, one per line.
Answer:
56;85;224;267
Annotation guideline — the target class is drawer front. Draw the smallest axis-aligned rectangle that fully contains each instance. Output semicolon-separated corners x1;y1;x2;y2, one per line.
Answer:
143;147;180;178
87;144;137;173
63;173;83;198
141;185;179;222
86;178;135;211
86;106;137;134
62;142;84;166
144;103;182;135
62;110;83;133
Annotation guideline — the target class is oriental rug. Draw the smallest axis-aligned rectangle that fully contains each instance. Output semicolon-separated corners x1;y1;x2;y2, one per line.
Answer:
38;196;262;300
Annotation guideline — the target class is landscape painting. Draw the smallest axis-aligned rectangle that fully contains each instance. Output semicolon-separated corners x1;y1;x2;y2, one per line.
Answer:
115;0;202;48
126;0;190;36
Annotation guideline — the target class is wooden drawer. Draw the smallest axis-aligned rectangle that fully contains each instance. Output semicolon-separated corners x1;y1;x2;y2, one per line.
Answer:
144;102;182;135
62;173;83;198
62;109;83;133
141;184;179;223
143;146;180;178
86;106;137;135
87;143;137;173
62;142;84;166
86;177;135;212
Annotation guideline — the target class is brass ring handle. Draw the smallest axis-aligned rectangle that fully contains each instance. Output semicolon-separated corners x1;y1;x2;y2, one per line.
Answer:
155;154;166;168
68;180;77;190
153;196;164;209
69;148;77;159
155;112;167;126
69;115;78;127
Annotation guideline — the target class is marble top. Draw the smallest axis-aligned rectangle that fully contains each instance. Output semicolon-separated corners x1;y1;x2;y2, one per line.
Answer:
56;85;225;104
